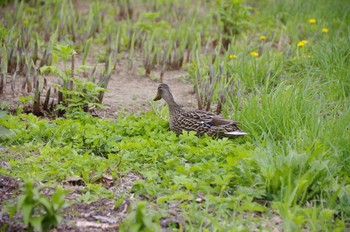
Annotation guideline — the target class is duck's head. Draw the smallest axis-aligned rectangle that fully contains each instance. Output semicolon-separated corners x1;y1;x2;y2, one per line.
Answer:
153;83;172;101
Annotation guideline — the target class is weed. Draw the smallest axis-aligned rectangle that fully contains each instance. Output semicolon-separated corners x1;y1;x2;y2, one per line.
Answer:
0;110;12;136
119;201;161;232
16;181;67;232
217;0;251;49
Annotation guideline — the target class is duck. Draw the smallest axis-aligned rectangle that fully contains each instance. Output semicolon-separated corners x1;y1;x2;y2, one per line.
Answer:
153;83;247;138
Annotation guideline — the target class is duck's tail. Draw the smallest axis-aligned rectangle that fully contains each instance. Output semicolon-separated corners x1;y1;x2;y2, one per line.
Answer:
224;131;248;137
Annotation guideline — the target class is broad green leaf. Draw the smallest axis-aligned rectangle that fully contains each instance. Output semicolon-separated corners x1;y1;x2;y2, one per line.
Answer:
51;188;67;210
55;214;63;225
40;65;67;80
20;204;33;226
37;197;53;214
0;110;6;118
0;125;13;136
30;216;43;231
226;156;236;166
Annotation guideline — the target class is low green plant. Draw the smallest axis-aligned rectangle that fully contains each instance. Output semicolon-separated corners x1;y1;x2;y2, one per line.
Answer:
216;0;251;49
0;0;11;6
0;110;13;136
119;201;161;232
40;44;106;115
16;181;67;232
0;101;10;110
55;78;106;114
0;107;348;230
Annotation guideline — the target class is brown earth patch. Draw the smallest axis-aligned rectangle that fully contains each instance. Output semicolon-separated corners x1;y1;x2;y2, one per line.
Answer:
0;51;197;118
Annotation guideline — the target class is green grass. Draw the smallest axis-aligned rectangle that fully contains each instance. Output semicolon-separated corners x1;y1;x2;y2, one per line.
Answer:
1;0;350;231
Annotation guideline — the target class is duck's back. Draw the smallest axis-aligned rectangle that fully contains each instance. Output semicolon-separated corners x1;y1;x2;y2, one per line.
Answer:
170;111;235;137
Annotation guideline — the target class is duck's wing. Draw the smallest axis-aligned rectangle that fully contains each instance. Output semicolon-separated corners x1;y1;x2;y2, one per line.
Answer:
177;110;247;137
191;110;242;126
184;110;215;121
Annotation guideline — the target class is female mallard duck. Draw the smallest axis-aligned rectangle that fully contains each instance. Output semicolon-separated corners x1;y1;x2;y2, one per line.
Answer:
154;83;247;138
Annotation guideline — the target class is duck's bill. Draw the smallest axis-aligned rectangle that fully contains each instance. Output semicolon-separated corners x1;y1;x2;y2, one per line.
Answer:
153;92;161;101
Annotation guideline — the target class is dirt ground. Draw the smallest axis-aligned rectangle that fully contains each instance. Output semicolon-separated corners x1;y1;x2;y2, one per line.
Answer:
0;51;197;118
0;172;143;232
103;58;196;116
0;174;283;232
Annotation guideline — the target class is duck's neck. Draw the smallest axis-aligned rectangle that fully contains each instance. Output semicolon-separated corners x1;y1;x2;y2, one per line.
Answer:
163;94;185;116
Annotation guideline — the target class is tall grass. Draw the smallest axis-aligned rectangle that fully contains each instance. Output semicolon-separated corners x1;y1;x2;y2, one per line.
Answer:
215;0;350;228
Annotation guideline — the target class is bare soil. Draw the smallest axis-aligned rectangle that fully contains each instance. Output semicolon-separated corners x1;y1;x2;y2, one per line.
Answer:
103;59;196;116
0;51;196;118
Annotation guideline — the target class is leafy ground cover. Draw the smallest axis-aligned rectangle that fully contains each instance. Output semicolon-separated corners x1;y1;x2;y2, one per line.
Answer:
1;0;350;231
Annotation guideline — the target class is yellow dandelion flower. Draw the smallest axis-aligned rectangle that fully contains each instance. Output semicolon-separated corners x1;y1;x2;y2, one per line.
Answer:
229;54;238;59
297;41;305;47
308;18;316;24
322;28;329;33
301;40;308;44
250;51;259;57
259;35;267;41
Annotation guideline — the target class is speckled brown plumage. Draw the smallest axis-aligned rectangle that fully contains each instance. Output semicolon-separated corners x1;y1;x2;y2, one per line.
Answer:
154;83;247;138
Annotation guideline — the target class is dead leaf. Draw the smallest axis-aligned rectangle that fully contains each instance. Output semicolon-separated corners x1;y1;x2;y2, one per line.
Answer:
102;173;113;180
195;197;205;203
100;173;114;188
92;215;118;224
76;220;119;229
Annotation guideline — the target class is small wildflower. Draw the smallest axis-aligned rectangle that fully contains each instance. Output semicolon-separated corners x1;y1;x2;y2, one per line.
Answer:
297;40;308;47
322;28;329;33
259;35;267;41
308;18;316;24
297;42;305;47
250;51;259;57
229;54;238;59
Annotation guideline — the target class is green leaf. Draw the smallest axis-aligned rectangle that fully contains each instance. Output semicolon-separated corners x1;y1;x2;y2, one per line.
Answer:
20;204;33;226
53;44;76;61
37;197;53;214
30;216;43;231
54;214;63;225
40;65;68;80
226;156;236;166
0;110;7;118
0;125;13;136
51;188;67;210
0;111;12;136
